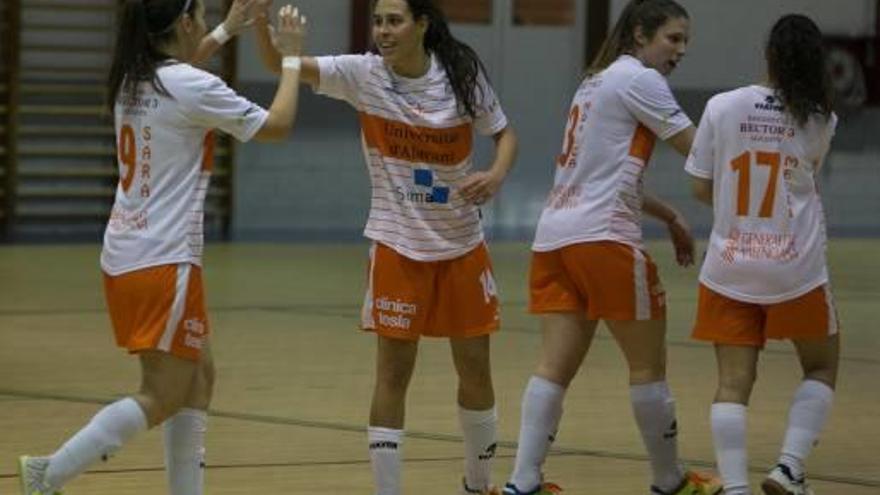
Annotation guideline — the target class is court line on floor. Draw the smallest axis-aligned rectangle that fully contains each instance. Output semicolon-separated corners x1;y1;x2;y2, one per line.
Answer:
0;388;877;489
5;452;871;490
2;302;878;366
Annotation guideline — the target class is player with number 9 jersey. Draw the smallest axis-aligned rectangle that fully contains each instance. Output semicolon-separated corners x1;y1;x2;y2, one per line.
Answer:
16;2;308;495
102;64;267;277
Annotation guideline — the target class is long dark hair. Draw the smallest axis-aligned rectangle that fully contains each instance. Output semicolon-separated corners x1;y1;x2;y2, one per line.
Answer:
107;0;197;109
374;0;488;119
766;14;834;126
587;0;688;76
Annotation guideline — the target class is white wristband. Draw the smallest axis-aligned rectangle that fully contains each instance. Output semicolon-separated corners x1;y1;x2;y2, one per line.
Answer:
282;56;302;71
210;24;232;45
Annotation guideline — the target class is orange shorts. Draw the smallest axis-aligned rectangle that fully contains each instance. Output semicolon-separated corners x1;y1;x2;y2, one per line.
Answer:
103;263;209;361
692;284;839;347
529;241;666;321
361;242;500;341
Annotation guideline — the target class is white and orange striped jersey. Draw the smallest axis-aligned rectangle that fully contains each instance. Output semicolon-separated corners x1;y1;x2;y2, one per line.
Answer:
532;55;693;252
685;85;837;303
101;63;268;275
315;53;508;261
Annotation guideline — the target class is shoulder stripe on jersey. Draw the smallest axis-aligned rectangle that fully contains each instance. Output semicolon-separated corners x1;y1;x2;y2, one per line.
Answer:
201;131;215;172
629;124;656;163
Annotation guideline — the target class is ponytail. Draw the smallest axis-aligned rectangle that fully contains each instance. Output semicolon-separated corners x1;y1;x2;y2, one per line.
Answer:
107;0;196;110
765;14;833;126
587;0;688;76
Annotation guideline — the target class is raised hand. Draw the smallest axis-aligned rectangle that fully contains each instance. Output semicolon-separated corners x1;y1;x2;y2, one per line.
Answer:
272;4;307;57
252;0;273;24
221;0;257;35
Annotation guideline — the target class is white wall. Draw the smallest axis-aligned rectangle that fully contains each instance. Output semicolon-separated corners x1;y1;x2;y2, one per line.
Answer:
611;0;877;89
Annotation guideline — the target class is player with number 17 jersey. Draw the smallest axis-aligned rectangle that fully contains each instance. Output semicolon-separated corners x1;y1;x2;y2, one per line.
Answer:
685;85;837;304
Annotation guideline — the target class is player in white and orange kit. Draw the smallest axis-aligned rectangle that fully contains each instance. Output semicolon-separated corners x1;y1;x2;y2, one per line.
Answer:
503;1;721;494
686;15;838;495
255;1;517;493
17;2;306;494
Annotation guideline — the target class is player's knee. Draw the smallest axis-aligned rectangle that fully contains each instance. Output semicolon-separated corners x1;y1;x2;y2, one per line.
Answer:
185;362;215;410
458;366;493;393
804;369;837;389
715;369;756;403
376;363;414;393
536;361;578;387
144;386;190;422
132;392;181;427
627;362;666;385
198;358;216;395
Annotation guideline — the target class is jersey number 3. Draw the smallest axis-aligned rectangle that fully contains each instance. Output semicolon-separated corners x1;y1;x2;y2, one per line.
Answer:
730;150;781;218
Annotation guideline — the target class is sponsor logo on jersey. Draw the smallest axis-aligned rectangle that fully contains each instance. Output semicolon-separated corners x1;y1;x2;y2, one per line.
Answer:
754;95;785;112
394;168;450;205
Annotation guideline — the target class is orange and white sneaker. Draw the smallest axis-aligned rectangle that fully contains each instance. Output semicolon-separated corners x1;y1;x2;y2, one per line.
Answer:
651;470;723;495
501;481;563;495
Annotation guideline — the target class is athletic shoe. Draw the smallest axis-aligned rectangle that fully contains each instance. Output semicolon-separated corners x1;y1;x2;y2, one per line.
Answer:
462;478;503;495
18;456;61;495
651;470;723;495
761;464;814;495
501;481;563;494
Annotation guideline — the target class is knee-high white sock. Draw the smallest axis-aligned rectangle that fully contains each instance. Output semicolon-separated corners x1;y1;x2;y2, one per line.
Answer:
630;382;685;492
711;402;750;494
778;380;834;479
459;406;497;492
164;408;208;495
45;397;148;489
368;426;403;495
509;376;565;492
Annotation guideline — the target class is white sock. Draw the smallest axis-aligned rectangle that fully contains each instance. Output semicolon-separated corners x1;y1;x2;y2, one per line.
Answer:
630;382;685;492
164;408;208;495
711;402;750;494
509;376;565;492
368;426;403;495
45;397;148;489
778;380;834;479
459;406;497;492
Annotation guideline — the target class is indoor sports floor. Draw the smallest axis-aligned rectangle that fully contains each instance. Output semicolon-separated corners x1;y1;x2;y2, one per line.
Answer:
0;240;877;494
